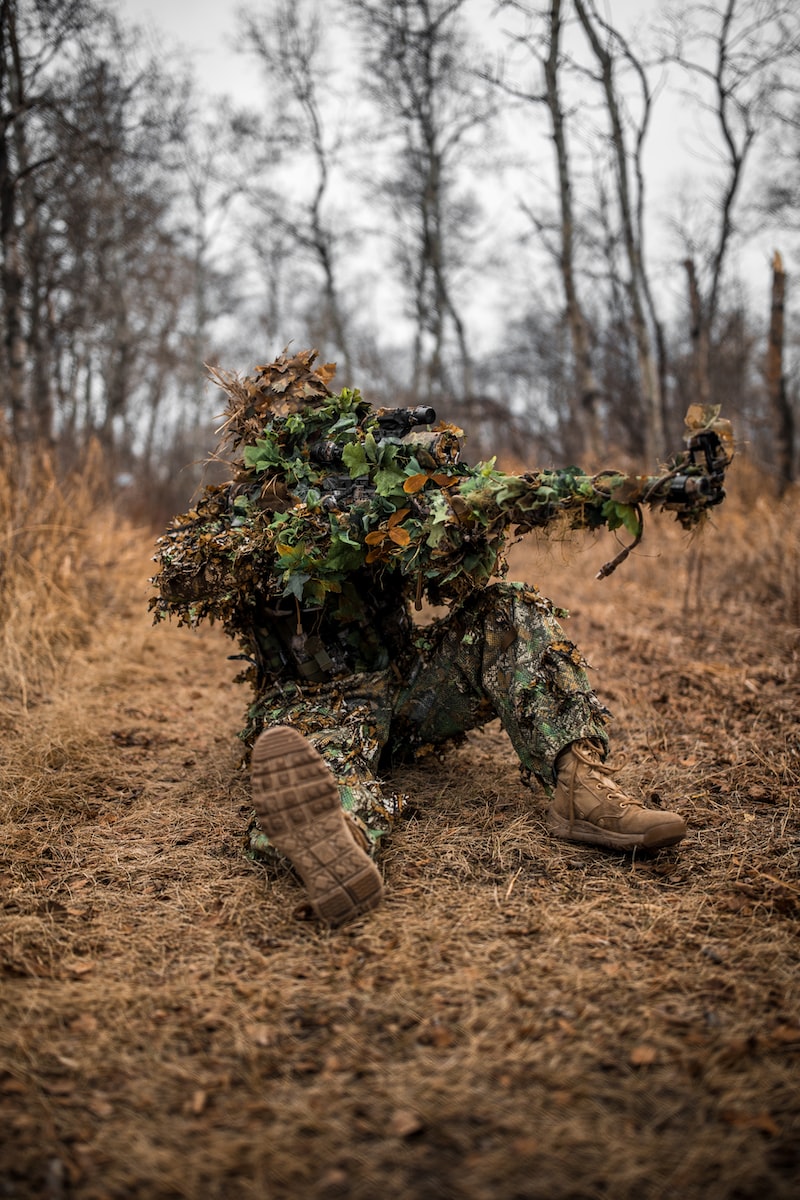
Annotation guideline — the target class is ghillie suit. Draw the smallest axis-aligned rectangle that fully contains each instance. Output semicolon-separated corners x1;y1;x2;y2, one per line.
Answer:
151;349;733;896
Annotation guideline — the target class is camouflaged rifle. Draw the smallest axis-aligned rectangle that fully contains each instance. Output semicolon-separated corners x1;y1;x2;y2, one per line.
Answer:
301;395;733;582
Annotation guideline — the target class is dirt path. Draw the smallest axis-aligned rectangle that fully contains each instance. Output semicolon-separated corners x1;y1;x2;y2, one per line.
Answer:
1;538;798;1199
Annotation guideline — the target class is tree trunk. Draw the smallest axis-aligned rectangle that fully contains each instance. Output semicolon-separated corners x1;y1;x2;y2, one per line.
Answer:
573;0;665;464
0;0;29;447
683;257;711;407
767;250;794;493
545;0;600;461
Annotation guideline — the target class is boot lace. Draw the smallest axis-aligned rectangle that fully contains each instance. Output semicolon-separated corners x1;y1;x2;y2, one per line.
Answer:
564;740;644;824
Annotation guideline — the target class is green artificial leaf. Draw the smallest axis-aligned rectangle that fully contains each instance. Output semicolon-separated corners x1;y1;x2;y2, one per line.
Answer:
492;478;527;506
275;540;309;570
374;467;406;497
364;431;378;462
269;511;290;531
243;444;271;473
328;412;359;435
342;441;370;478
324;539;364;573
336;386;363;413
602;500;641;537
376;442;400;468
426;512;456;550
282;571;310;600
305;578;342;604
285;413;306;436
329;515;361;547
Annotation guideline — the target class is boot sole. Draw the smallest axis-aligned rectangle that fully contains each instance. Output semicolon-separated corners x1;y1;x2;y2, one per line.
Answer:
547;811;686;851
251;726;384;926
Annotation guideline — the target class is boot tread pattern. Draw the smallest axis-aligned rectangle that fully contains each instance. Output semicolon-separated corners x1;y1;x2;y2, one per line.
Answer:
251;726;384;925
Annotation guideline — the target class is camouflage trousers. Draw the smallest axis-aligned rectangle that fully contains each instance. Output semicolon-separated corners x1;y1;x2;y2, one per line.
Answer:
246;581;609;862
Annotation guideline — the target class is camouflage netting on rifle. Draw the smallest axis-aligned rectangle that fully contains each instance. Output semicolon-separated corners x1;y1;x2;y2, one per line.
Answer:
150;348;733;640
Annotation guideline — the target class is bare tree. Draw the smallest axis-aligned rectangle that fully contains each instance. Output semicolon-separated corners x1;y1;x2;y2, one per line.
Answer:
663;0;800;416
238;0;355;380
495;0;602;461
52;32;193;462
348;0;497;404
0;0;91;446
572;0;666;463
760;97;800;233
176;104;260;392
543;0;604;458
0;0;212;483
493;0;668;460
766;250;794;491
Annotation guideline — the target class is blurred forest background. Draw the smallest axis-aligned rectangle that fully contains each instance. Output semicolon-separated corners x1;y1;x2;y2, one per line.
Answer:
1;0;799;522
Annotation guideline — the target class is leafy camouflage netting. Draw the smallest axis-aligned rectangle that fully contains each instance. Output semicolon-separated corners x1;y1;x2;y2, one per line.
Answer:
151;349;734;656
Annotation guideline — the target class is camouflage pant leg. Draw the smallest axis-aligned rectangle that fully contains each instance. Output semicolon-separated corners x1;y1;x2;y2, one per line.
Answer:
390;580;610;792
243;674;403;864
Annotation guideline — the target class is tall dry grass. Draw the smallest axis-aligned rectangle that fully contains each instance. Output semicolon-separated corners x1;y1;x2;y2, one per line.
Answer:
0;440;144;714
703;459;800;624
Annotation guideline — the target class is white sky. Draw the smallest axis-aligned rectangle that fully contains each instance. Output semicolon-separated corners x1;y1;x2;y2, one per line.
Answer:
114;0;661;107
114;0;248;99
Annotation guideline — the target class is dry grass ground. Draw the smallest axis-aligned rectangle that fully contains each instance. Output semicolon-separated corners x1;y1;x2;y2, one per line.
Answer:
1;459;798;1199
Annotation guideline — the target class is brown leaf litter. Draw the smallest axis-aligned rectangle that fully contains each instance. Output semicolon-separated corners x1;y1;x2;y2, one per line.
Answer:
0;493;798;1199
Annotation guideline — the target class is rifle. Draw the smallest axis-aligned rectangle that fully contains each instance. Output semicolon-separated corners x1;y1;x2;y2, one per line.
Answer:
558;411;734;577
307;400;733;579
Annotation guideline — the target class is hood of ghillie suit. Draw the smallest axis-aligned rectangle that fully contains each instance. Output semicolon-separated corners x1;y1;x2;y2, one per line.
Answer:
210;347;341;475
206;348;465;517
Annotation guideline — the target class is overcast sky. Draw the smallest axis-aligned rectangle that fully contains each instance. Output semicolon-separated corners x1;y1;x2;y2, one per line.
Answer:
114;0;662;107
115;0;249;100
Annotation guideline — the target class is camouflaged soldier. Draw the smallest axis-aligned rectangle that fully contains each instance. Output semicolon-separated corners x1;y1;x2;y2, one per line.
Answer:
152;349;732;926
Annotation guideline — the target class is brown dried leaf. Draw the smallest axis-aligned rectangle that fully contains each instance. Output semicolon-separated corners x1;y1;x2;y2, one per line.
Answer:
404;473;430;494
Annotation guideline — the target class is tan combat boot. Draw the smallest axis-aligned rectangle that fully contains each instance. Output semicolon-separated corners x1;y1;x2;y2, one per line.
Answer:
548;740;687;851
251;725;384;926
